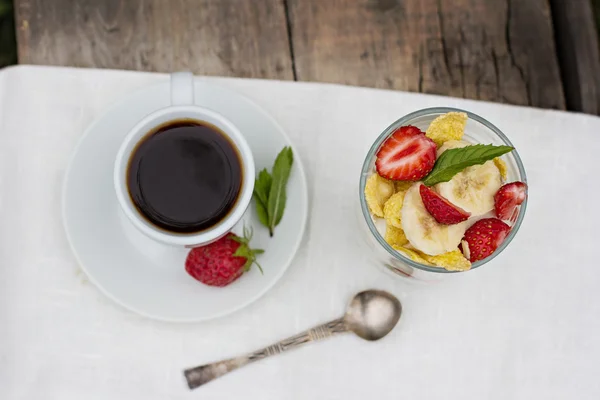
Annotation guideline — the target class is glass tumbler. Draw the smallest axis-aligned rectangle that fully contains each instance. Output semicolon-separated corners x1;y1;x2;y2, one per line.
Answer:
357;107;527;281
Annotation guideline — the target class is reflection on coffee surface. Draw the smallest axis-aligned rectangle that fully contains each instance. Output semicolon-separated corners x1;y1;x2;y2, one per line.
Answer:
127;119;242;233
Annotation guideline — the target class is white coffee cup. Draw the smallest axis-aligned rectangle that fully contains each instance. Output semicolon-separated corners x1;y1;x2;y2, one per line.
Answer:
114;72;255;247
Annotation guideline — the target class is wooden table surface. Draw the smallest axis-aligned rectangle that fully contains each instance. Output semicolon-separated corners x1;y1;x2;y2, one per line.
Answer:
13;0;600;114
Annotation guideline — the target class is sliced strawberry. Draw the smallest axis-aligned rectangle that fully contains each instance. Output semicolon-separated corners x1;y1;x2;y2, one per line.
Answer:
509;208;519;224
494;182;527;220
375;125;437;181
461;218;511;262
419;184;470;224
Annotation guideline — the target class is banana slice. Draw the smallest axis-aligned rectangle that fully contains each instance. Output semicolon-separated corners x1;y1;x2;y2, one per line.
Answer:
401;183;467;256
434;140;503;216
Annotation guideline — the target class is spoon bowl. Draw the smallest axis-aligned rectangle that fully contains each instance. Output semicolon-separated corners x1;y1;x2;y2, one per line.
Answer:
344;290;402;341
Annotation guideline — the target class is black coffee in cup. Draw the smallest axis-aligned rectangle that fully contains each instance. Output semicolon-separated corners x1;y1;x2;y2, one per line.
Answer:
126;119;243;233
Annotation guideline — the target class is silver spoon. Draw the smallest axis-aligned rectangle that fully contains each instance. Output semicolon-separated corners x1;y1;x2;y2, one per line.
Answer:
183;289;402;389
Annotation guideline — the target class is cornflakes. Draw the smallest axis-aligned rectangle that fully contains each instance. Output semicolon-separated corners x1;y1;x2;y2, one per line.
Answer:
385;225;409;248
426;112;468;147
392;245;432;265
421;249;471;272
493;157;508;180
383;191;405;229
394;181;414;193
364;173;395;217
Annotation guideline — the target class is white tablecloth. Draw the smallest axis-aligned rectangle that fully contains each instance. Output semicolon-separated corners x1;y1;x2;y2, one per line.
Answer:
1;66;599;399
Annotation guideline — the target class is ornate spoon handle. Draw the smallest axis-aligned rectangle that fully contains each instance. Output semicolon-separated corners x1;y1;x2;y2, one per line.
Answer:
184;317;347;389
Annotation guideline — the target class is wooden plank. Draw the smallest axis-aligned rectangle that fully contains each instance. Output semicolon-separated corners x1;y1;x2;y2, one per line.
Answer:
0;0;17;67
287;0;565;109
550;0;600;114
14;0;294;80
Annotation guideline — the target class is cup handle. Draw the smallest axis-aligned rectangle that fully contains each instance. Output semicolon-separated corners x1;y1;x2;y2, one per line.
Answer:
170;72;195;105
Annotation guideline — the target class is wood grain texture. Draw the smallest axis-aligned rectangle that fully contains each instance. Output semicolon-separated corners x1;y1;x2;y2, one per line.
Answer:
0;0;17;67
14;0;293;79
550;0;600;114
287;0;566;109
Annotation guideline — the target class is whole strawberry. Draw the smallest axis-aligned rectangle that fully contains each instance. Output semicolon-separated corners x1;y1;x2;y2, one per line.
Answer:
185;227;263;287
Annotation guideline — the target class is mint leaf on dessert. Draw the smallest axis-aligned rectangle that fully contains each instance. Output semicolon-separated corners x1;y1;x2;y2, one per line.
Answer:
267;147;294;236
423;144;513;186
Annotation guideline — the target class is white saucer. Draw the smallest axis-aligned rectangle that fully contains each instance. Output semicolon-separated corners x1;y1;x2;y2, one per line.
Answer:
62;79;308;322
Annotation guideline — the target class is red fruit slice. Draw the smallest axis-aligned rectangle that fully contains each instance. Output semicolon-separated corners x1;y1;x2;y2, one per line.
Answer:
461;218;511;262
375;125;437;181
419;184;470;224
494;182;527;220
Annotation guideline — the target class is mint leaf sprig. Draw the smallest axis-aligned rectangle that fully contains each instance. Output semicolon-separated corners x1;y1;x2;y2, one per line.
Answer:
254;169;271;228
253;147;294;236
422;144;513;186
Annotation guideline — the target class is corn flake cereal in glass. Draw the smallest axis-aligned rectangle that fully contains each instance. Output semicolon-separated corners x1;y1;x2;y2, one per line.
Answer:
421;249;471;271
383;191;405;229
365;173;395;217
394;181;414;193
385;225;409;248
426;112;468;147
392;246;432;265
493;157;508;180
